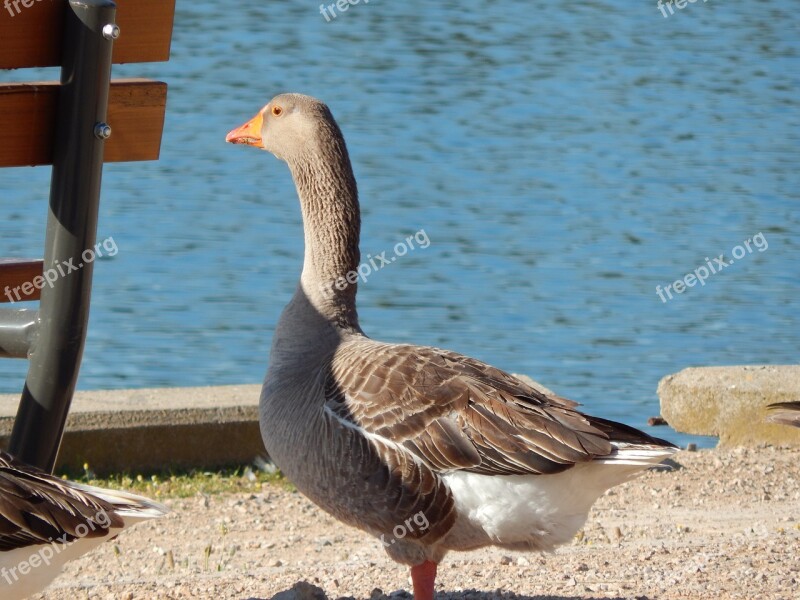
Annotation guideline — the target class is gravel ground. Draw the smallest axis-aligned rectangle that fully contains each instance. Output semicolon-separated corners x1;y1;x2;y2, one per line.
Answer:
35;446;799;600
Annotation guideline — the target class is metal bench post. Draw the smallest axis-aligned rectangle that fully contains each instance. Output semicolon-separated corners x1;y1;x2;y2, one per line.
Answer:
9;0;117;471
0;308;38;359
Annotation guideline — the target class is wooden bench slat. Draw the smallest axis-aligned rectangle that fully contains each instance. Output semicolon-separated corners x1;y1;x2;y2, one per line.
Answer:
0;259;44;303
105;79;168;162
0;79;167;167
0;0;175;69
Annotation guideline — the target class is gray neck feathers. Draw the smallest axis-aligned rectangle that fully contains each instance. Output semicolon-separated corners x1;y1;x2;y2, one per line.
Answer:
288;119;362;331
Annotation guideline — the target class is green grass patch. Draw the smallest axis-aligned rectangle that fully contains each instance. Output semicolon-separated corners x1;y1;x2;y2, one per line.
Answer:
59;464;293;499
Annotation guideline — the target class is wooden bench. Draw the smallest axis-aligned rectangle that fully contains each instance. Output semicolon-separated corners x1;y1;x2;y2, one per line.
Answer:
0;0;175;472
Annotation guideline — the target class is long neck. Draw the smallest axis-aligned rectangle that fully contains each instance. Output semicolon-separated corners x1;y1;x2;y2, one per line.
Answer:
288;135;361;330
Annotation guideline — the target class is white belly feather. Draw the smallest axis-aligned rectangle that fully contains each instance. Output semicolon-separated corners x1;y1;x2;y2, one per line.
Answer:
443;444;674;551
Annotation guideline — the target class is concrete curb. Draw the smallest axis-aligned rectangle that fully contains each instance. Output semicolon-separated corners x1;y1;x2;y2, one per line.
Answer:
0;385;265;474
10;365;792;473
658;365;800;447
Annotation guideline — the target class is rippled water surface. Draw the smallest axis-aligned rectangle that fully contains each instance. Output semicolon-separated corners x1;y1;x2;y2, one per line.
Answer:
1;1;798;446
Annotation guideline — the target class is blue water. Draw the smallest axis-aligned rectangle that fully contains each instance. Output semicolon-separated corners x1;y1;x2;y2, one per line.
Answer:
1;1;798;448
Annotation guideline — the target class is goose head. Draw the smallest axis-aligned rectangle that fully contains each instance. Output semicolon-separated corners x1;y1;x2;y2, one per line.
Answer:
225;93;343;165
226;93;362;326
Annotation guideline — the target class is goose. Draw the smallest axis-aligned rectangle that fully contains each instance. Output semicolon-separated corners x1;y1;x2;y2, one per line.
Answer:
766;401;800;428
226;93;678;600
0;450;168;599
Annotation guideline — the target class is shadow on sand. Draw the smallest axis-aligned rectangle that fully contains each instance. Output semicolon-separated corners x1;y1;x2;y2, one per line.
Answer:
244;587;643;600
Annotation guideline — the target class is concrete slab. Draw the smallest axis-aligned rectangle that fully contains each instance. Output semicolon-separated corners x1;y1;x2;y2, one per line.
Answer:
0;385;264;474
658;365;800;447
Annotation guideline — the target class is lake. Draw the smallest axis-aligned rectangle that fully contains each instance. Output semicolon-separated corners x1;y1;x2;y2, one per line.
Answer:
1;0;798;448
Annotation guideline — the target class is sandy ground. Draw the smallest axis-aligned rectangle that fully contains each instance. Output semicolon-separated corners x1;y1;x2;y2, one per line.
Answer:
34;446;799;600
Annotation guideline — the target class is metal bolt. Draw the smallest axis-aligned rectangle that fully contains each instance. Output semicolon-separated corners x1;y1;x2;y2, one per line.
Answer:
102;24;120;40
94;123;112;140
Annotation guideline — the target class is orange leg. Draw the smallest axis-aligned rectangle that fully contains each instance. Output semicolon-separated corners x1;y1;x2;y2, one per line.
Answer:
410;560;438;600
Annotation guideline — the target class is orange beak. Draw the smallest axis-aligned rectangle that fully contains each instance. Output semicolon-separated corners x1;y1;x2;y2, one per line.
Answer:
226;111;264;147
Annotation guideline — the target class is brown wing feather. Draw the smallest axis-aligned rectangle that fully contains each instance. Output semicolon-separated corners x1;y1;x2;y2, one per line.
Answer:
327;340;672;477
767;401;800;428
0;451;123;552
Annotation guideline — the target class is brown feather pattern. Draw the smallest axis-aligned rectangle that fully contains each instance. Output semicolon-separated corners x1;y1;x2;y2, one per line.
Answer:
0;451;124;552
767;401;800;428
326;340;672;480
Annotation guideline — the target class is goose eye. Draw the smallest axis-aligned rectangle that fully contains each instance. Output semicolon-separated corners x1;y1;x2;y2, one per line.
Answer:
271;106;283;116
